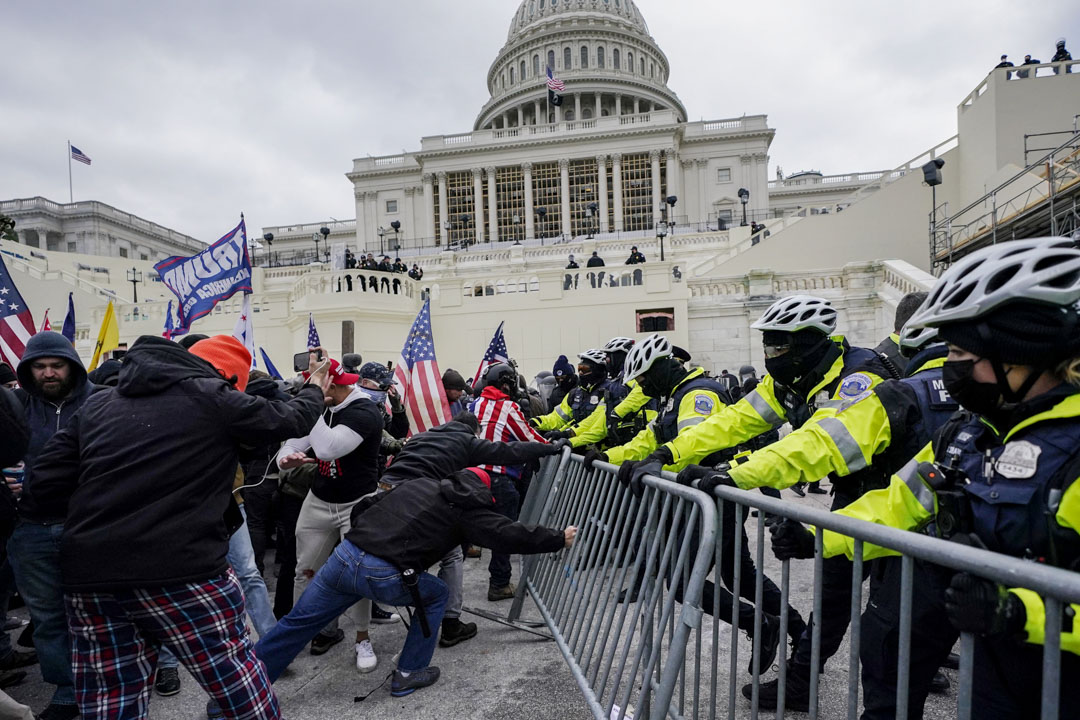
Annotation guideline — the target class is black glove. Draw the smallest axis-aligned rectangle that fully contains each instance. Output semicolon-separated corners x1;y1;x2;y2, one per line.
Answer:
697;468;737;496
547;438;571;454
542;429;571;441
628;460;663;498
944;572;1026;637
583;450;608;470
770;519;816;560
675;464;713;487
646;446;674;467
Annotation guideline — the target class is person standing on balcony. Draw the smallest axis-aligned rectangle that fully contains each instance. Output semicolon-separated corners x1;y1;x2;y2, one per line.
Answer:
586;251;606;288
994;54;1014;69
1052;37;1072;63
565;254;579;269
625;246;646;264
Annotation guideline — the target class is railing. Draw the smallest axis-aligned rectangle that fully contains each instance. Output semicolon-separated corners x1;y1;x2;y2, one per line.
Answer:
288;268;418;303
961;60;1080;112
930;130;1080;269
519;452;1080;719
768;170;893;190
837;135;958;209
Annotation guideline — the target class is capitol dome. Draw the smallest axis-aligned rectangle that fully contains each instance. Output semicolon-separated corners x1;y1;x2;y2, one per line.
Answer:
475;0;686;130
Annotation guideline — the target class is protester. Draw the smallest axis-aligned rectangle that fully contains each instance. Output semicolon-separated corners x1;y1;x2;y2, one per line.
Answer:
442;368;469;416
29;335;328;720
0;364;18;390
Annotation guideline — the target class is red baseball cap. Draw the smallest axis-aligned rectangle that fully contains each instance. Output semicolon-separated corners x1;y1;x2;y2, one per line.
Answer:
465;467;492;489
303;357;359;386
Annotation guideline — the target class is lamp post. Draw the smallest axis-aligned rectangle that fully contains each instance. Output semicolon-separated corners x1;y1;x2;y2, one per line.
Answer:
738;188;750;227
378;227;386;256
126;266;142;303
586;202;598;239
665;195;677;240
512;214;522;245
536;207;547;242
922;158;945;256
390;220;401;252
443;220;452;250
319;226;330;262
460;214;471;249
655;219;667;262
261;232;273;267
311;232;321;262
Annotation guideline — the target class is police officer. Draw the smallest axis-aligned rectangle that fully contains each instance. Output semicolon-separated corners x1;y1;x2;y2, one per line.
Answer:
733;323;958;713
622;294;891;710
533;350;614;439
873;291;927;379
571;337;656;450
587;335;806;673
776;237;1080;717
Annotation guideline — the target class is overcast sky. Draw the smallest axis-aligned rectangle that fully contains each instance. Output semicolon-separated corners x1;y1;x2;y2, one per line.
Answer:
3;1;1076;243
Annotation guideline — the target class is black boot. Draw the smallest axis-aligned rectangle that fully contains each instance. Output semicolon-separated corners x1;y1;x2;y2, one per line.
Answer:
439;618;478;647
746;613;781;675
743;662;811;711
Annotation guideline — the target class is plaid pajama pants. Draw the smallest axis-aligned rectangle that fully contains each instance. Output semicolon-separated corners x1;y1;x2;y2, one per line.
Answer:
65;569;280;720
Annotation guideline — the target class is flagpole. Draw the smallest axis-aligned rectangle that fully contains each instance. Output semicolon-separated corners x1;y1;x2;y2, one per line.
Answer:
67;140;73;203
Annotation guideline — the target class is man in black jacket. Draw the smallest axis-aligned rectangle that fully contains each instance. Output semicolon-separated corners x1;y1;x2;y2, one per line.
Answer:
30;335;328;720
254;464;574;697
8;332;96;720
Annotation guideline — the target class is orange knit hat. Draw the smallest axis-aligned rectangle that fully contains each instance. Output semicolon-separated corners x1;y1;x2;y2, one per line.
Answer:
189;336;251;392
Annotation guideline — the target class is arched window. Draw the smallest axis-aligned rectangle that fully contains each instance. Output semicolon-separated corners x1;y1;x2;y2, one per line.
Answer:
533;54;540;77
564;46;572;70
501;72;505;88
597;46;605;68
650;62;655;78
540;0;545;6
565;109;575;121
640;57;645;75
510;66;515;84
627;52;634;73
613;48;620;69
520;60;526;80
548;50;555;70
580;46;589;68
582;108;593;119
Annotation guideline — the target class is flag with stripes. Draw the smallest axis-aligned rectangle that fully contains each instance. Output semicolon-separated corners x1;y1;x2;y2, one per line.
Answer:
471;321;509;388
392;299;450;435
0;256;37;369
546;66;564;107
70;145;92;166
307;313;321;349
39;309;51;333
232;294;256;369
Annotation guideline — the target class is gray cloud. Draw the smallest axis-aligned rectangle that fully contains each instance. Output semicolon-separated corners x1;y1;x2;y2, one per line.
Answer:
2;0;1076;242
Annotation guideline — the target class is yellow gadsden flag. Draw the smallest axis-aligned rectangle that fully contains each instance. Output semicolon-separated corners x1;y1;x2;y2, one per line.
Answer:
89;301;119;370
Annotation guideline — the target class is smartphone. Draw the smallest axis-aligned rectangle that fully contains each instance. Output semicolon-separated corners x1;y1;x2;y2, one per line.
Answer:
293;349;324;372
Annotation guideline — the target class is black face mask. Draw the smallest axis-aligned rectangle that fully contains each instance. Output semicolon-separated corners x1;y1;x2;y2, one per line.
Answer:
764;353;801;386
942;359;1003;416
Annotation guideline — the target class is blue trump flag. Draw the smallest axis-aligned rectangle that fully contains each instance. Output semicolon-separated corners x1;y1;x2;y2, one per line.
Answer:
60;292;76;343
154;218;252;333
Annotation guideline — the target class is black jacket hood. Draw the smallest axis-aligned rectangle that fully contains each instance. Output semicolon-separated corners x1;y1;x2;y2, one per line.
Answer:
116;335;228;397
438;469;495;510
17;331;88;397
246;376;289;401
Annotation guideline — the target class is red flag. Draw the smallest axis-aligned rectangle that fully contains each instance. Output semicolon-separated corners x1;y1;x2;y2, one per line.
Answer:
39;309;51;333
392;299;450;435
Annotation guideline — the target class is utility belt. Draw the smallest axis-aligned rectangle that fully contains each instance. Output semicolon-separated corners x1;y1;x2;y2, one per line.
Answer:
916;462;974;540
606;408;650;447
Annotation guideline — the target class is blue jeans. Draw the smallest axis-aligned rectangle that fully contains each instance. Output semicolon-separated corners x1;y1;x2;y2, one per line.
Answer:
255;541;447;678
8;521;75;705
488;475;519;588
160;509;277;670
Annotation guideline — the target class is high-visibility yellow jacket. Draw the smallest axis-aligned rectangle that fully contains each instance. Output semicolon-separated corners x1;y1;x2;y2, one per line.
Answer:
819;391;1080;656
570;380;653;448
532;393;575;431
660;338;889;474
606;368;728;471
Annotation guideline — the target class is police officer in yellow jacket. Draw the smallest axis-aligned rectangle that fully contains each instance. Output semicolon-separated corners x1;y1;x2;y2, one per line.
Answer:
774;237;1080;718
531;349;613;437
569;337;656;450
725;324;958;715
586;335;806;673
622;295;891;710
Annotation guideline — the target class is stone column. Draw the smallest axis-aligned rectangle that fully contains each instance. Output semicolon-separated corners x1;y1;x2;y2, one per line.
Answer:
680;160;694;224
665;149;678;206
422;173;436;242
534;99;542;125
594;93;601;118
596;155;609;234
650;150;662;225
522;162;535;239
696;160;708;226
365;192;378;250
517;106;524;127
612;153;624;232
472;168;485;245
574;94;581;121
437;172;448;245
559;158;572;238
355;190;367;250
633;98;640;114
486;166;499;244
403;186;417;249
615;95;622;116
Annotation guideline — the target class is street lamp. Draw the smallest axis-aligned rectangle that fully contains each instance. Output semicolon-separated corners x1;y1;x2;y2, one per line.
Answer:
390;220;401;252
512;214;522;245
460;214;471;248
319;225;330;262
738;188;750;227
536;207;547;242
126;266;142;303
665;195;677;237
378;226;386;256
586;202;598;239
262;233;273;267
443;220;452;249
655;219;667;262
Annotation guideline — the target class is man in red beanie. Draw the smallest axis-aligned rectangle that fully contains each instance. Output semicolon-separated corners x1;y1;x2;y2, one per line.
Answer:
29;335;330;720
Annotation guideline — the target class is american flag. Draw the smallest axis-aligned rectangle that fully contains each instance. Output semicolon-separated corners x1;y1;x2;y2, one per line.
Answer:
546;66;565;91
307;313;321;349
0;256;36;370
393;299;450;435
232;294;256;369
471;321;509;387
70;145;92;166
39;309;51;333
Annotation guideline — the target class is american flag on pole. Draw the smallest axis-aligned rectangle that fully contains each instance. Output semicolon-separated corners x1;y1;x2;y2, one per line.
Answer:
232;294;256;369
0;256;37;369
471;321;509;388
393;299;450;435
545;66;565;91
307;313;321;349
70;145;92;166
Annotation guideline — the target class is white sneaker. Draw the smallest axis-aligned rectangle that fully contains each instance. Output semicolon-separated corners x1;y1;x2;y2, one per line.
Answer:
355;640;378;673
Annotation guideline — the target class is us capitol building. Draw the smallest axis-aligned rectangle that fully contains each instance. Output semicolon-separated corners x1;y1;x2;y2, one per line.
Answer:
2;0;1077;379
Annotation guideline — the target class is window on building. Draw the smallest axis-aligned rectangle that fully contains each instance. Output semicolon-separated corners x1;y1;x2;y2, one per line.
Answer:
620;152;654;231
510;66;515;84
533;54;540;77
717;209;734;224
580;46;589;68
67;241;77;252
565;109;575;121
640;57;645;75
636;308;675;332
548;49;555;70
613;48;621;69
564;46;571;69
597;46;605;68
582;108;593;119
520;60;526;80
386;199;398;213
627;52;633;73
119;247;128;258
140;253;148;261
651;62;655;78
716;167;731;183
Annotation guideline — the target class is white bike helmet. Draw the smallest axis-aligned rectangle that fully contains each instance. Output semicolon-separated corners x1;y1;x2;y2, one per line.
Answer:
623;334;672;383
750;295;838;335
578;349;607;366
906;237;1080;329
897;325;939;356
603;336;636;354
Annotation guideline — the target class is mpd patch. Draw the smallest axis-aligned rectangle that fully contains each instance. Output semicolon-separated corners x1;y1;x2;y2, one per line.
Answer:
838;372;874;400
694;394;715;415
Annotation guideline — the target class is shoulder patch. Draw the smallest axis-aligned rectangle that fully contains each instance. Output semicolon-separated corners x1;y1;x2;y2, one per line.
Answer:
838;372;874;400
694;394;715;415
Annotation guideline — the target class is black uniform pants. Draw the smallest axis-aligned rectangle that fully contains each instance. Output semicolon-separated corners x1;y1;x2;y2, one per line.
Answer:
244;479;277;576
792;488;868;672
972;635;1080;718
272;491;305;619
859;558;956;720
